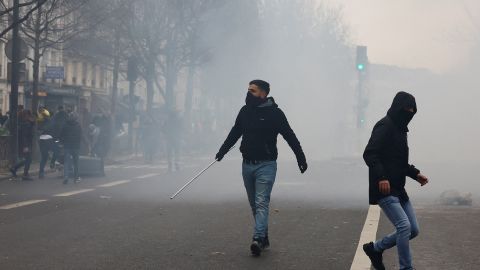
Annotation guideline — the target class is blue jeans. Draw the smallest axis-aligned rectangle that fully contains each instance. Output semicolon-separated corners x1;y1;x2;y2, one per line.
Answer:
242;160;277;240
39;139;55;175
374;196;420;270
63;148;79;181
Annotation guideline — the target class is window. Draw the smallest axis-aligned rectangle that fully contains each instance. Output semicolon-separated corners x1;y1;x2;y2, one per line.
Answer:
72;61;77;84
91;65;96;87
99;68;104;88
0;90;3;111
0;43;3;78
82;62;87;85
63;60;68;83
51;51;57;65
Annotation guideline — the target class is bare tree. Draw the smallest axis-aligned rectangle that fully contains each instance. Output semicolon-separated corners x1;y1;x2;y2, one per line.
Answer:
0;0;47;38
19;0;92;113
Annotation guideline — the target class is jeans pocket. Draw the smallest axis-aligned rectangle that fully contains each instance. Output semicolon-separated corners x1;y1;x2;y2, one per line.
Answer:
378;195;399;207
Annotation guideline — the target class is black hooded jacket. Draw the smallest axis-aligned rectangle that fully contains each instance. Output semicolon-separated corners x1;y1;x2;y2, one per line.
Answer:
60;119;82;150
363;92;420;205
218;97;306;163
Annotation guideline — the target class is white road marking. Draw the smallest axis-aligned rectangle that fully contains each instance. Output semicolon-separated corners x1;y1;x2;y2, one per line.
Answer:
0;199;48;210
135;173;159;179
53;189;95;197
124;165;150;169
350;205;381;270
146;165;168;169
97;180;131;187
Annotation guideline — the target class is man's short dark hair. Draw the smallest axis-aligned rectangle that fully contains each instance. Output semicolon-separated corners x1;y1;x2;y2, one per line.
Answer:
249;79;270;95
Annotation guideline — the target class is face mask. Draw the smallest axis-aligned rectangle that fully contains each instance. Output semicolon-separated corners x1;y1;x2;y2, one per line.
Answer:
399;110;415;126
245;92;265;107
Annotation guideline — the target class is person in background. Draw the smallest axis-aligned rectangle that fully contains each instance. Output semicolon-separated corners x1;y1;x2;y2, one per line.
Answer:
0;109;8;126
38;109;55;179
60;112;82;184
9;110;35;181
164;110;182;172
88;123;100;156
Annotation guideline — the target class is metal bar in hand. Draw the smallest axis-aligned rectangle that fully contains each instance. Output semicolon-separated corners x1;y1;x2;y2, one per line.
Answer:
170;159;218;200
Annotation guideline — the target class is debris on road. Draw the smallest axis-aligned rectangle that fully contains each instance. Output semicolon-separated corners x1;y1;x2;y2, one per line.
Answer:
438;190;473;206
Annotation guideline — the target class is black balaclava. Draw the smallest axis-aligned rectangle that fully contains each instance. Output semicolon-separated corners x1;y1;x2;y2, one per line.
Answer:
245;92;267;107
387;91;417;131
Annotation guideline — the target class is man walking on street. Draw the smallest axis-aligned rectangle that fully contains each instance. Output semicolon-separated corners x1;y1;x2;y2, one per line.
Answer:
60;112;82;184
215;80;308;257
9;110;35;180
362;91;429;270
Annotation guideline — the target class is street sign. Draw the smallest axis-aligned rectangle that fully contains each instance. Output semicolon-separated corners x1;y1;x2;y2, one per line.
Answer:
4;38;28;61
7;62;26;83
45;66;65;80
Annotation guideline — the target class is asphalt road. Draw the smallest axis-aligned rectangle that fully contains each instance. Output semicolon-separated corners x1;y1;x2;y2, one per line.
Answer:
1;157;479;269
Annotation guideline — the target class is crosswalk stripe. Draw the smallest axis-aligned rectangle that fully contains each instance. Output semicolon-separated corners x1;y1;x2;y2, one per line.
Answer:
0;199;48;210
350;205;381;270
53;189;95;197
97;180;131;187
135;173;159;179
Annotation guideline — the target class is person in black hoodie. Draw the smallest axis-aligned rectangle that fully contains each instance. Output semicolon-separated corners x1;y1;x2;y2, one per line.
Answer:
60;112;82;184
10;110;35;180
216;80;307;256
362;92;429;270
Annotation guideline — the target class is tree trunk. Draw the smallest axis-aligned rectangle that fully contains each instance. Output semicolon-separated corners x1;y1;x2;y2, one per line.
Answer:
145;57;154;114
165;42;176;111
31;8;41;115
109;28;120;157
184;63;195;130
30;5;42;159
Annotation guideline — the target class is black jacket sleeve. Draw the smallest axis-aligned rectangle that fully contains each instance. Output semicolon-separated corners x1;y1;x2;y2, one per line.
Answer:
406;164;420;180
218;108;243;156
363;122;390;182
275;109;306;163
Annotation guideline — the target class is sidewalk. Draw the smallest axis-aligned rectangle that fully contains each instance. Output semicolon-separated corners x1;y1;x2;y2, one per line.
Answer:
0;153;143;181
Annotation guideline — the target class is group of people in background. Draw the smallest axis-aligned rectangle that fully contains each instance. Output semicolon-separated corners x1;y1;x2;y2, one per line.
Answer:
4;105;109;184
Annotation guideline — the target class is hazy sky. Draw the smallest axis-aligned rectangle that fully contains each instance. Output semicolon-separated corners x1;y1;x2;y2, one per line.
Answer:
330;0;480;73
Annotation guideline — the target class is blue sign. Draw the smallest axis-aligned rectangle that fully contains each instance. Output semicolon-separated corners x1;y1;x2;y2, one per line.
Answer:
45;66;64;80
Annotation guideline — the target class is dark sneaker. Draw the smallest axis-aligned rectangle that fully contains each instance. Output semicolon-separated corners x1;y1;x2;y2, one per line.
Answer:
9;167;17;177
363;242;385;270
63;179;69;185
264;235;270;249
250;238;265;257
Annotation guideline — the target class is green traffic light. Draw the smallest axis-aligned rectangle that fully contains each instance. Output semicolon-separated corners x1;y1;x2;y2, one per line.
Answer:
357;64;365;71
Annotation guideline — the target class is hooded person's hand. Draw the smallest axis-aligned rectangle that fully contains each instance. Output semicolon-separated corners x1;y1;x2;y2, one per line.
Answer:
417;174;429;186
298;159;308;173
215;152;225;162
379;179;390;195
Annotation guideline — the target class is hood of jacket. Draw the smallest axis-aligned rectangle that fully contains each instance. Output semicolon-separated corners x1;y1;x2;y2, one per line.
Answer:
387;91;417;132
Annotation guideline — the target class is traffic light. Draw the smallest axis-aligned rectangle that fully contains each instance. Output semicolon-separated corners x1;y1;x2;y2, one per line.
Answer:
356;46;368;72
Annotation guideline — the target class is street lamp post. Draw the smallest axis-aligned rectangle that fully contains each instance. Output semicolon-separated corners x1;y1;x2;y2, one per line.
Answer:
9;0;20;165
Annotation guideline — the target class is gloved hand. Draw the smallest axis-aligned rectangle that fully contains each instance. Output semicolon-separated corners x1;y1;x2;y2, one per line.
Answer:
215;152;225;161
298;159;308;174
